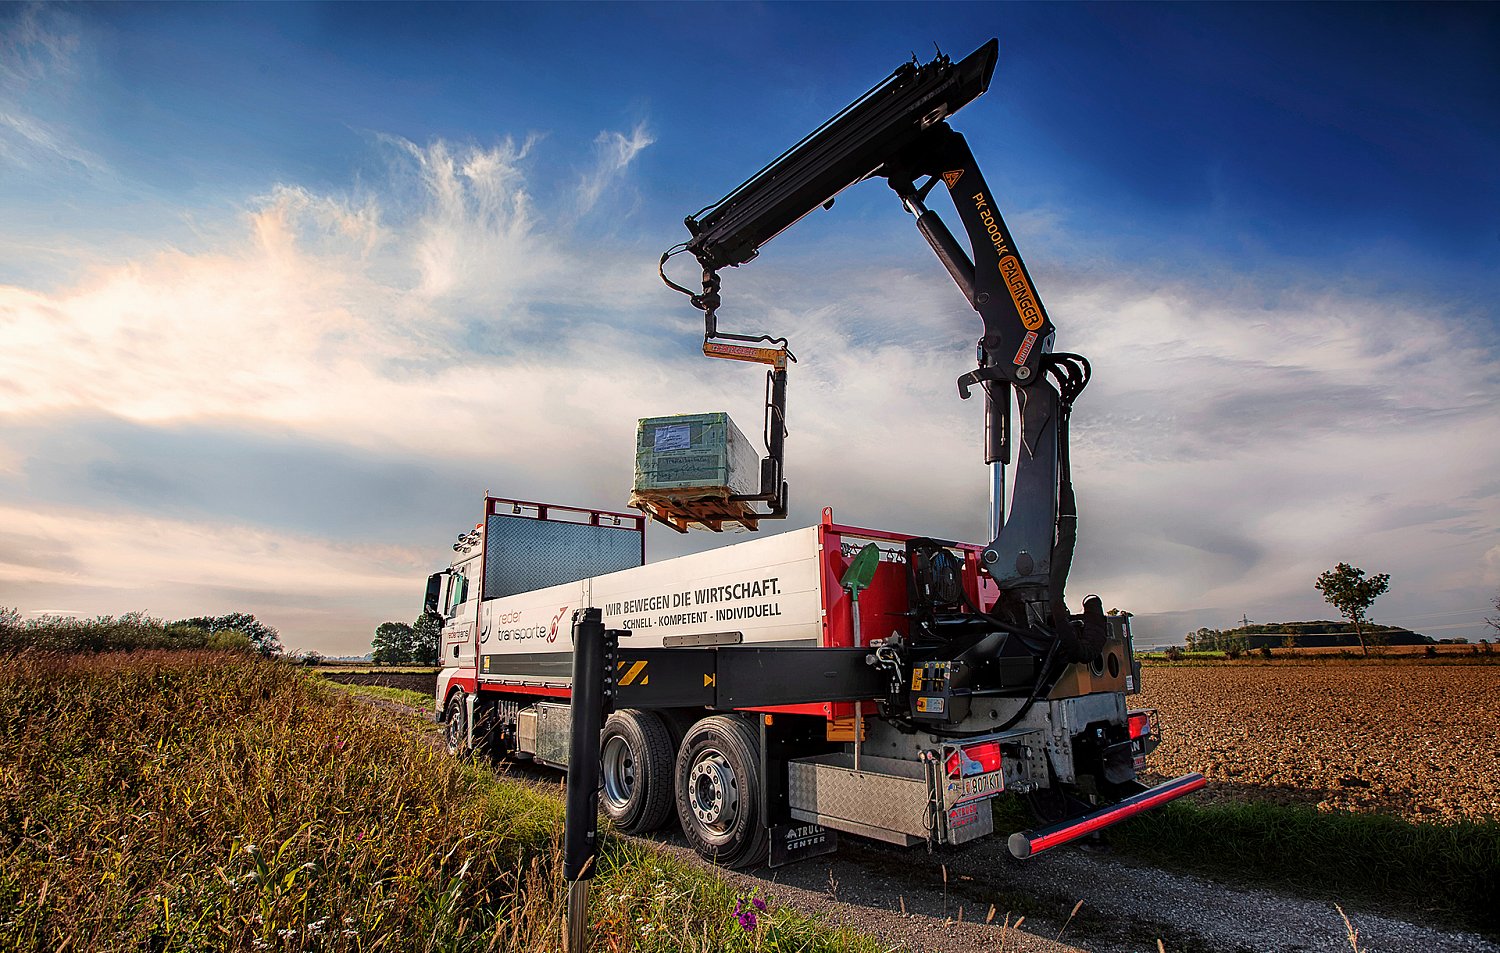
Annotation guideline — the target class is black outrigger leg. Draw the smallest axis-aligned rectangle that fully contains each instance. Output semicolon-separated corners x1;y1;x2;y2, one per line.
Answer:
561;608;622;952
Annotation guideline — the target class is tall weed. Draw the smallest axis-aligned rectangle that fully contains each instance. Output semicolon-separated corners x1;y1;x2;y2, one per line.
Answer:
0;652;876;952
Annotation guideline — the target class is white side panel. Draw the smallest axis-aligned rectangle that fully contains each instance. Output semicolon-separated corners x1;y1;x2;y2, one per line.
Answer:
476;579;590;655
595;525;823;646
475;526;825;685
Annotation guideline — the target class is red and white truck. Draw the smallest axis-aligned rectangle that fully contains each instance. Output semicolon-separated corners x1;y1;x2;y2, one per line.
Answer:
429;497;1201;868
428;39;1204;868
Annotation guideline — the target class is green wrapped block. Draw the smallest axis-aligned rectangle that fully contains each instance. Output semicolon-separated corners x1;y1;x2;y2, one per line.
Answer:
635;412;760;496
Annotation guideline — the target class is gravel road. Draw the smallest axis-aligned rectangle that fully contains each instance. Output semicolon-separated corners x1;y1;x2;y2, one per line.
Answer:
352;691;1497;953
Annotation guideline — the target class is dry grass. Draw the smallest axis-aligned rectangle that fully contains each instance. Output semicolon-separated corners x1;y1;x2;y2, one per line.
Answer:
0;651;883;952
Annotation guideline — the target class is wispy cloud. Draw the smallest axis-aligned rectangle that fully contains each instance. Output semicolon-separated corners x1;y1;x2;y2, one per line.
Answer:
576;122;655;215
0;5;108;176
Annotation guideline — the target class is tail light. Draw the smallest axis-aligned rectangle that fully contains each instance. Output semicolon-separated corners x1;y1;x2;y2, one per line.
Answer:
1127;710;1154;740
946;740;1003;778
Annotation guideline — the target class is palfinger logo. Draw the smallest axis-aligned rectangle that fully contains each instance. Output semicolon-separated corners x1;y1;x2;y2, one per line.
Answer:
548;607;569;643
999;255;1044;331
942;169;964;189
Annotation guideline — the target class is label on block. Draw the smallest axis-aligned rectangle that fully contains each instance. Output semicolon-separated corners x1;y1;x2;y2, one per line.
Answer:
654;424;691;452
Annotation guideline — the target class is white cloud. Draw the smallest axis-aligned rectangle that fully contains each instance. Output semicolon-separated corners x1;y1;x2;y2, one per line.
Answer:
576;122;655;215
0;500;424;656
1;122;1496;650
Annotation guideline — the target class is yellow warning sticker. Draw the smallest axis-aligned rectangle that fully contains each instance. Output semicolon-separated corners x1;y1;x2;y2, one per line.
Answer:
618;660;648;686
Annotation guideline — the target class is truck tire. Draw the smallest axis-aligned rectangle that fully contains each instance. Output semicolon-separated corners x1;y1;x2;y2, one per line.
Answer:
600;710;675;833
674;715;768;868
443;692;468;756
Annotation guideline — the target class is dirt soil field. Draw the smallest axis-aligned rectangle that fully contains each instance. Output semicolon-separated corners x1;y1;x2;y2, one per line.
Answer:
1136;661;1500;821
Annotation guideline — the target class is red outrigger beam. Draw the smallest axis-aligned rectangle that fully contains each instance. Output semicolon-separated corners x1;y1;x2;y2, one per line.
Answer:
1007;772;1207;859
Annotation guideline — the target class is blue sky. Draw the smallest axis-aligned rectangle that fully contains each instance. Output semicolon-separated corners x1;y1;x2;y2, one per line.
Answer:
1;2;1497;652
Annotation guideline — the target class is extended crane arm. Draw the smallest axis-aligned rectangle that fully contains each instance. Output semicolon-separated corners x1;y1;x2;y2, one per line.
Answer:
665;40;1095;657
684;40;998;271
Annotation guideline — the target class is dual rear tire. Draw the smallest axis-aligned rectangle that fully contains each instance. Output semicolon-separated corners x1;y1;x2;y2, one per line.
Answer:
672;715;769;869
598;711;768;869
599;710;676;832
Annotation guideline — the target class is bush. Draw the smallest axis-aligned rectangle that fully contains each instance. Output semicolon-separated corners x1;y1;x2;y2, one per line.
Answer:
0;608;263;655
1258;645;1272;659
1164;646;1184;661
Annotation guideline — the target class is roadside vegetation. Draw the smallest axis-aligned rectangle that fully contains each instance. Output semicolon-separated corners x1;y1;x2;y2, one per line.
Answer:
989;796;1498;936
0;606;281;655
0;651;883;952
1114;801;1497;935
329;681;433;709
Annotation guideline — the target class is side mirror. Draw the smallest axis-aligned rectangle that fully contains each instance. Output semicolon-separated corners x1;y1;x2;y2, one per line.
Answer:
424;572;445;614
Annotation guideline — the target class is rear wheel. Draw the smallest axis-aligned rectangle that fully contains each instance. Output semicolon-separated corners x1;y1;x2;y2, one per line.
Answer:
674;715;768;868
600;710;675;832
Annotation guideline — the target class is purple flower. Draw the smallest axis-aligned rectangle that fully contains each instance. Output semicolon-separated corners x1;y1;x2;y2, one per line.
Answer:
734;900;758;932
751;897;767;912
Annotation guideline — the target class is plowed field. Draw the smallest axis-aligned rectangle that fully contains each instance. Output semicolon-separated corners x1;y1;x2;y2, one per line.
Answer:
1134;662;1500;822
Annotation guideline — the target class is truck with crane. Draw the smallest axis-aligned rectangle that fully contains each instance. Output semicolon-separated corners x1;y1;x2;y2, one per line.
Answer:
428;39;1204;869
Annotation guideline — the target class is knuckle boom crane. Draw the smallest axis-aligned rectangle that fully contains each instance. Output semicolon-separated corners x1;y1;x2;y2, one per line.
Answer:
429;39;1203;873
661;38;1096;665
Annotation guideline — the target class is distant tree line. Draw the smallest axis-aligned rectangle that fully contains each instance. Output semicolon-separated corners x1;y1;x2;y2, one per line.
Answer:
1181;623;1426;654
0;608;282;656
369;611;442;666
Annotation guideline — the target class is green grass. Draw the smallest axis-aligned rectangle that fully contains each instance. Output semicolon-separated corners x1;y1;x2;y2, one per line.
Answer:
989;783;1497;936
0;651;887;952
1109;799;1498;935
312;665;440;674
324;681;434;710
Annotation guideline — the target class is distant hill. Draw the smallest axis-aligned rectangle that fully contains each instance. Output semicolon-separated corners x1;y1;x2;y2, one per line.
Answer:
1185;620;1432;650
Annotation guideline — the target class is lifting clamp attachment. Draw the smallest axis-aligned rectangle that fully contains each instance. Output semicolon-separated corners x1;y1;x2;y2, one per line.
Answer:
657;255;794;527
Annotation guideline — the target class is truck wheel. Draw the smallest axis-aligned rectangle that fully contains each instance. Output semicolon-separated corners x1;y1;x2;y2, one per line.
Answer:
443;692;468;756
674;715;768;868
600;711;675;833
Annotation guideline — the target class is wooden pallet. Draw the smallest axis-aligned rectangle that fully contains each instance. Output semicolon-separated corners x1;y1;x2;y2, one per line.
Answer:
629;489;760;533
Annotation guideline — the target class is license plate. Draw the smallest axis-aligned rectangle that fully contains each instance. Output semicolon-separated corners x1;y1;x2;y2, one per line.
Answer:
943;768;1004;808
